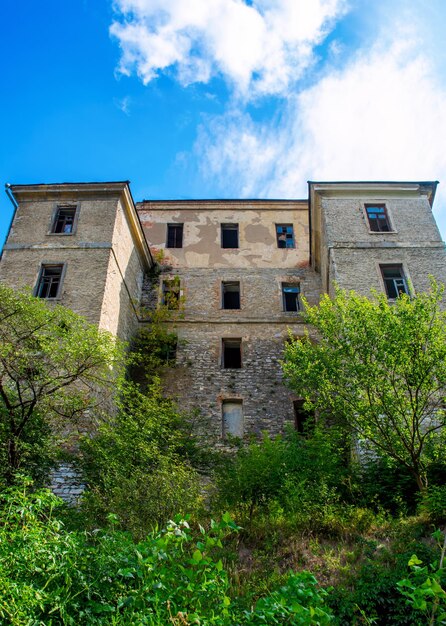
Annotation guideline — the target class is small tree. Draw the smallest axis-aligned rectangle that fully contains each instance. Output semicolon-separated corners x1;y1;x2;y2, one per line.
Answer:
282;281;446;492
0;285;121;484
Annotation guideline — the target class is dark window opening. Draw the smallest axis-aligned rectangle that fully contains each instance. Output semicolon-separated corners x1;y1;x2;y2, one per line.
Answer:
282;283;301;312
293;400;314;435
162;279;180;310
276;224;295;248
381;265;409;299
167;223;184;248
35;265;64;299
365;205;391;232
222;281;240;309
221;224;239;248
222;400;243;437
222;338;242;368
52;206;76;234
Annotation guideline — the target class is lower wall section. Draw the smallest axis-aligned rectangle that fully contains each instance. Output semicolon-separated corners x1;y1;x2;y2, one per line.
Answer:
162;321;310;439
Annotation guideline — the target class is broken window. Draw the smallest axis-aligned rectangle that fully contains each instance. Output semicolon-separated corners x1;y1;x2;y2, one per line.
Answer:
167;223;184;248
380;265;409;299
221;223;239;248
365;204;391;232
282;283;301;312
35;264;64;299
276;224;295;248
293;399;314;435
162;279;181;310
222;338;242;368
52;205;77;234
222;400;244;437
222;281;240;309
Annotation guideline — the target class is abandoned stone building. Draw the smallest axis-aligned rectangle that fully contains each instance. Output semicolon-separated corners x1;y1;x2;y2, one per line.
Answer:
1;180;445;439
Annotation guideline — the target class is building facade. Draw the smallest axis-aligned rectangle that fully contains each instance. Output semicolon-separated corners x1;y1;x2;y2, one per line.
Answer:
1;180;444;438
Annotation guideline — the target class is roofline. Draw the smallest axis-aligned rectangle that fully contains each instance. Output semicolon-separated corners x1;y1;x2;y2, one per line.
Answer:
9;180;131;188
308;180;439;207
138;198;308;204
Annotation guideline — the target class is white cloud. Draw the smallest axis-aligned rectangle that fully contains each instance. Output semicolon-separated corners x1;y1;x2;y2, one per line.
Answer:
196;37;446;233
111;0;347;97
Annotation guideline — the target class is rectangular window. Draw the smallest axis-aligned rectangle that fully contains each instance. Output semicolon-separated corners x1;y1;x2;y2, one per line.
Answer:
162;279;181;310
365;204;391;232
222;338;242;368
167;223;184;248
52;205;77;234
282;283;301;312
380;265;409;299
222;281;240;309
35;264;64;299
221;224;239;248
222;400;244;437
276;224;295;248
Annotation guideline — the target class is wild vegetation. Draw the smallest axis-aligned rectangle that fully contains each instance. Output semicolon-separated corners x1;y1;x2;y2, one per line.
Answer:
1;283;446;624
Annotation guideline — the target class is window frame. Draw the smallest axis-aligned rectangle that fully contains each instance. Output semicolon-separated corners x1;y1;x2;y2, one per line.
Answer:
34;263;66;300
364;204;394;233
379;264;410;299
161;278;181;310
275;224;295;248
222;399;244;438
282;282;301;312
221;338;242;369
221;281;241;309
221;223;239;249
48;204;79;236
166;223;184;249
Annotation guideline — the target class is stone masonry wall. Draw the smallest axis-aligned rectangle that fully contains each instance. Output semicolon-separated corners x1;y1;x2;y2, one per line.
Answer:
331;246;446;296
0;247;110;326
160;321;313;438
321;194;442;246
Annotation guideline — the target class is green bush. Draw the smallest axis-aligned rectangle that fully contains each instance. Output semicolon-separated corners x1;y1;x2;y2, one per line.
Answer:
80;380;204;537
215;428;350;526
418;485;446;524
0;478;337;625
243;571;334;625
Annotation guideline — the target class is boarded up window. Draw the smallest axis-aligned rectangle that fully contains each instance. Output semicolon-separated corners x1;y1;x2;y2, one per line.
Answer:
222;400;244;437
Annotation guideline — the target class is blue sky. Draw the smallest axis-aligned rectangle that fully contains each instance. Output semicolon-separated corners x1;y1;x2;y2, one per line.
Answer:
2;0;446;246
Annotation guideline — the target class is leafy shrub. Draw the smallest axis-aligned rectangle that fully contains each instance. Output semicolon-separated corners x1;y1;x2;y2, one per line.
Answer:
243;571;334;625
418;485;446;524
396;529;446;625
80;380;203;537
215;428;350;527
355;455;419;516
0;478;337;625
329;544;440;625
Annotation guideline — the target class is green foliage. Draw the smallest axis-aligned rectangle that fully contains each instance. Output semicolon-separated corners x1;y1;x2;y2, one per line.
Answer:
283;281;446;492
418;486;446;524
243;572;334;625
80;379;204;537
215;428;351;530
129;320;179;387
0;284;121;485
397;531;446;625
0;479;337;625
